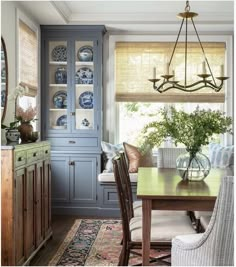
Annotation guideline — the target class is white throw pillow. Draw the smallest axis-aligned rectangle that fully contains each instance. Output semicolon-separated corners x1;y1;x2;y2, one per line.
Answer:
209;143;234;168
101;141;123;172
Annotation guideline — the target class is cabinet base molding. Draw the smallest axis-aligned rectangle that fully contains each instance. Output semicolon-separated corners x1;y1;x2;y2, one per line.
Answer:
52;206;120;217
23;231;53;266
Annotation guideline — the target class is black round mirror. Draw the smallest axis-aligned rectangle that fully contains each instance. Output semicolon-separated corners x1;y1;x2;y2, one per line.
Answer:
1;37;8;122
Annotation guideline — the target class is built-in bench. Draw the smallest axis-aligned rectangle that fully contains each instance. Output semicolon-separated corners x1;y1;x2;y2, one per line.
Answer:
97;171;138;217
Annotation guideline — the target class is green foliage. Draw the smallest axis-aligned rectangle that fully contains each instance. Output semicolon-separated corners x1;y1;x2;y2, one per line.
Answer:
141;107;232;155
1;121;19;130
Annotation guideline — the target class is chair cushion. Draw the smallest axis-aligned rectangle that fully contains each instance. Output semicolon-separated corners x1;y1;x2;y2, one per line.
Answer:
98;171;138;183
101;141;123;173
133;201;187;217
123;142;154;173
130;215;196;242
200;216;211;230
193;211;213;220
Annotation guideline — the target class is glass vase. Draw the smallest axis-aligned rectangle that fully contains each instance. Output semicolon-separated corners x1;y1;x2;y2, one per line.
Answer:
176;151;211;181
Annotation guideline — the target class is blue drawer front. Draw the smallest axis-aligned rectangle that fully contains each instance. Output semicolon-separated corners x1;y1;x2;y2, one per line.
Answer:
47;137;98;148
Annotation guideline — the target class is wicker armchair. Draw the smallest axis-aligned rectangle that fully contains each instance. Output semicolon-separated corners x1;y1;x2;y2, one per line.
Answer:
171;176;234;266
157;147;186;168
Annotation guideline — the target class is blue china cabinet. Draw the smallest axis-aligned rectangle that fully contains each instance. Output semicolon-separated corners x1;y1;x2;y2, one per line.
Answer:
41;26;106;215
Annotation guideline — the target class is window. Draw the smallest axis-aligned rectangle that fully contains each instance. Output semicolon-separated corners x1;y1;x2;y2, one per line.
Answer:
19;19;38;96
17;12;39;129
115;42;225;103
115;42;226;147
118;102;224;147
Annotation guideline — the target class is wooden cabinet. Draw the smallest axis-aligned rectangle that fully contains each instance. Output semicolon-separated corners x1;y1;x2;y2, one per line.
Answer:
15;168;25;265
1;142;52;266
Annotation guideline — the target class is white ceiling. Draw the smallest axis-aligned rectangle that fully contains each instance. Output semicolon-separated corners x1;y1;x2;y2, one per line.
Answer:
17;0;234;33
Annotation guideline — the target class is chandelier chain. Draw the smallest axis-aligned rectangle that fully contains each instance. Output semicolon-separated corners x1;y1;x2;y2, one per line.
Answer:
185;1;190;12
190;18;217;86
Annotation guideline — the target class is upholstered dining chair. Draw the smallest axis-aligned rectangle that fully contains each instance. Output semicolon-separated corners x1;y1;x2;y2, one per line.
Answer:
171;176;234;266
119;151;187;217
157;147;187;168
193;145;234;232
113;155;196;266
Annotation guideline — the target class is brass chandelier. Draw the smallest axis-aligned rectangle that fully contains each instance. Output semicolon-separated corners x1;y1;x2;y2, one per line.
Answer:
148;1;229;93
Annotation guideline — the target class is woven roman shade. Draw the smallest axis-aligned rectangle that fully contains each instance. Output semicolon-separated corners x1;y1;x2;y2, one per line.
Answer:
19;20;38;97
115;42;226;102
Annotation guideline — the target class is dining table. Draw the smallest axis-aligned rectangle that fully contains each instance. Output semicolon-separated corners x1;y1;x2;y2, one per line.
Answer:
136;167;232;266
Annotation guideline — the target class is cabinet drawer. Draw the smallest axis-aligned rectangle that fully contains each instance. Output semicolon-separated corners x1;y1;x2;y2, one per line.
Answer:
48;137;98;148
27;148;41;164
15;151;27;168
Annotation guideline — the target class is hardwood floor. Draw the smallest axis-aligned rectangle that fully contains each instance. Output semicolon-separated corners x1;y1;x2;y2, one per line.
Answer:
30;215;80;266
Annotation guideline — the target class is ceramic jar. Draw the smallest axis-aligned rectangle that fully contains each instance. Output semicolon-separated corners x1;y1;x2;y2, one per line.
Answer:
55;67;67;84
18;122;33;143
5;129;20;145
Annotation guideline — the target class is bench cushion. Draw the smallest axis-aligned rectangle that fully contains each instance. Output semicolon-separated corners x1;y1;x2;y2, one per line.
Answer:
98;171;138;183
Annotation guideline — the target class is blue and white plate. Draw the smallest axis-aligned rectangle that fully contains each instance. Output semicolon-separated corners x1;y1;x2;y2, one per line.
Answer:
79;91;93;109
75;67;93;84
56;115;67;127
77;46;93;62
51;45;67;62
53;90;67;109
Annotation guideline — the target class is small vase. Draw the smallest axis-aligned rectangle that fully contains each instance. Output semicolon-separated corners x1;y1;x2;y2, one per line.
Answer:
18;122;33;143
176;151;211;181
55;67;67;84
5;129;20;145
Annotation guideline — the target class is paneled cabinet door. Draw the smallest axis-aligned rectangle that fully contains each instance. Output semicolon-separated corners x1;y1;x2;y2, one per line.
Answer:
35;162;44;247
43;159;52;236
69;157;97;204
15;168;26;266
24;165;36;258
51;156;70;203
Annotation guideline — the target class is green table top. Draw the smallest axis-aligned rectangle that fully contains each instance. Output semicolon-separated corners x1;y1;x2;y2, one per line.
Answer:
137;167;232;200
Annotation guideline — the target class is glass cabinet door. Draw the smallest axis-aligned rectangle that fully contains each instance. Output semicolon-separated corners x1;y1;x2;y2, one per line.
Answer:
74;40;95;132
48;41;68;131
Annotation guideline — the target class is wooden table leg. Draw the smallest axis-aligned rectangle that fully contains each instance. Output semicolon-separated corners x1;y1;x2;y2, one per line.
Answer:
142;199;152;266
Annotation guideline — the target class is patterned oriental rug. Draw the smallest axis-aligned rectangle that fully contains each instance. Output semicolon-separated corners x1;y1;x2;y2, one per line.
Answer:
48;219;170;266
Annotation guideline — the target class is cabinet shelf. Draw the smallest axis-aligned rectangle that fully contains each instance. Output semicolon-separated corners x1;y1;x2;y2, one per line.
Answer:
49;108;67;111
75;84;93;89
76;108;93;111
49;84;67;87
75;61;93;66
49;61;67;65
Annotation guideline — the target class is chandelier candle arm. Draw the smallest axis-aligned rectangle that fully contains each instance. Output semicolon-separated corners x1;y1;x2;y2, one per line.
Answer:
148;0;229;93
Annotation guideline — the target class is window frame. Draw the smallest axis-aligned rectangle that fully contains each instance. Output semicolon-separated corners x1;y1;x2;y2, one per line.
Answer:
105;34;233;146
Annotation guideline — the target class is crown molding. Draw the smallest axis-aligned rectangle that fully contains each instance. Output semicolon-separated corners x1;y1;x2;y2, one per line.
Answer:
50;1;71;24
